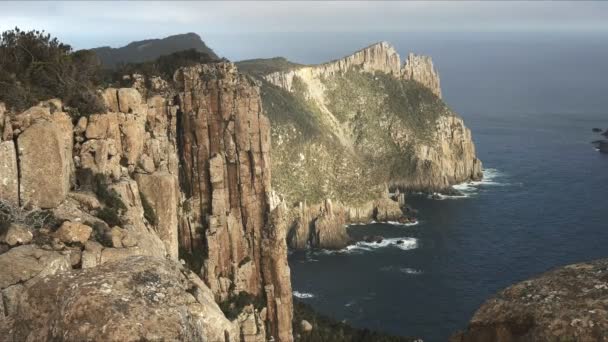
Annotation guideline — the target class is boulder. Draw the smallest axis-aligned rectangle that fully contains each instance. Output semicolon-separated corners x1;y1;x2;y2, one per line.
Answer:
1;224;32;246
101;88;119;113
18;121;71;208
300;320;313;332
4;256;239;341
11;105;51;132
53;221;92;244
79;138;122;179
0;245;70;289
118;88;143;114
85;112;121;141
68;191;101;210
0;141;18;205
81;240;103;269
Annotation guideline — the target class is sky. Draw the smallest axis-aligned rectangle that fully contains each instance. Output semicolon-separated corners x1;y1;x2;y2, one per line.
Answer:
1;1;607;60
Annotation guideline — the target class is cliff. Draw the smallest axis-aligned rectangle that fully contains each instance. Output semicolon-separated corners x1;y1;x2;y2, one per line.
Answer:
452;259;608;342
0;62;293;341
239;41;481;249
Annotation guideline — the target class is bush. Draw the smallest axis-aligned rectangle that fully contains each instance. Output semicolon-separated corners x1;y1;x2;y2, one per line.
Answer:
92;174;127;226
110;49;218;86
0;27;106;116
0;200;61;231
219;291;264;320
139;191;158;226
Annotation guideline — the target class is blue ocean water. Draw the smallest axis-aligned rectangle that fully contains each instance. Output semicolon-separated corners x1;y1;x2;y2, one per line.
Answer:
283;32;608;341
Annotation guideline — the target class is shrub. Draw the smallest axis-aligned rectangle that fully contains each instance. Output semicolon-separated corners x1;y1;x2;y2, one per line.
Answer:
110;49;218;86
0;27;106;116
139;191;158;226
91;174;127;226
219;291;264;320
0;200;61;231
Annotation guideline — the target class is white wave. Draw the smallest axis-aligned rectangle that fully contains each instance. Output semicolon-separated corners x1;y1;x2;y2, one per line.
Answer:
386;220;419;227
293;291;315;299
399;267;422;275
432;168;509;200
318;237;418;255
380;265;422;275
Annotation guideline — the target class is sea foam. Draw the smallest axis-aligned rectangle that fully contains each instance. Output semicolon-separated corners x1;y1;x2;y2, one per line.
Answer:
293;291;315;299
432;168;509;200
318;237;418;255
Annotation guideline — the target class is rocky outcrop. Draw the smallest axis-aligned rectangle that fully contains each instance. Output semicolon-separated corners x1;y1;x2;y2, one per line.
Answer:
265;41;440;98
18;119;72;208
452;259;608;342
2;256;239;342
265;41;402;92
285;196;412;250
402;53;442;98
174;63;292;340
392;115;483;192
0;62;294;341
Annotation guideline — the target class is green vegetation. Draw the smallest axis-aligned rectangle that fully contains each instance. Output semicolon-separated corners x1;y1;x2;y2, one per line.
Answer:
0;28;106;116
324;70;448;142
111;49;218;86
237;57;303;78
219;291;265;320
260;80;323;140
92;174;127;227
0;200;61;231
293;300;417;342
255;66;455;205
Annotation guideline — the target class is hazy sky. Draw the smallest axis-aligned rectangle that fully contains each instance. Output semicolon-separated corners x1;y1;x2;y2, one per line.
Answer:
1;1;607;55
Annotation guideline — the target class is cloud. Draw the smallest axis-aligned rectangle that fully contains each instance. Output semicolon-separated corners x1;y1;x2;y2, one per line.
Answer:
0;1;607;49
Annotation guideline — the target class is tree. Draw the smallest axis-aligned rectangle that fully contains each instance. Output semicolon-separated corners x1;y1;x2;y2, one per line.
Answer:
0;27;106;116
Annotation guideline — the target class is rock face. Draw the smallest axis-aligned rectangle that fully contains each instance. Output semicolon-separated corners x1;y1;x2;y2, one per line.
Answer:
452;259;608;342
3;256;239;342
18;119;72;208
174;63;292;340
0;62;294;341
265;41;402;92
0;141;18;204
402;53;442;98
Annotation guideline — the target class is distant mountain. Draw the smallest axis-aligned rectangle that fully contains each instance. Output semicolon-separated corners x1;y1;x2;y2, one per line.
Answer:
92;33;218;68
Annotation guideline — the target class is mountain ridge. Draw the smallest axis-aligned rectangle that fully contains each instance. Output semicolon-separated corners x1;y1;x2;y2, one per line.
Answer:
92;32;218;68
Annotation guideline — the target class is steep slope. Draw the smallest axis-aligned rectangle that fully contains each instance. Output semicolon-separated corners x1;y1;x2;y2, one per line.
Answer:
93;32;219;68
0;61;293;341
239;41;482;249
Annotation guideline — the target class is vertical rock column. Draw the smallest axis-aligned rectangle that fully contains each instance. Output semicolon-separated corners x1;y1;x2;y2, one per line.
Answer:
175;63;293;341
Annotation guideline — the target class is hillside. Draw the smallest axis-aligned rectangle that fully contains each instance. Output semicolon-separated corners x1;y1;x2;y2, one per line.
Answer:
241;42;482;249
92;32;218;68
